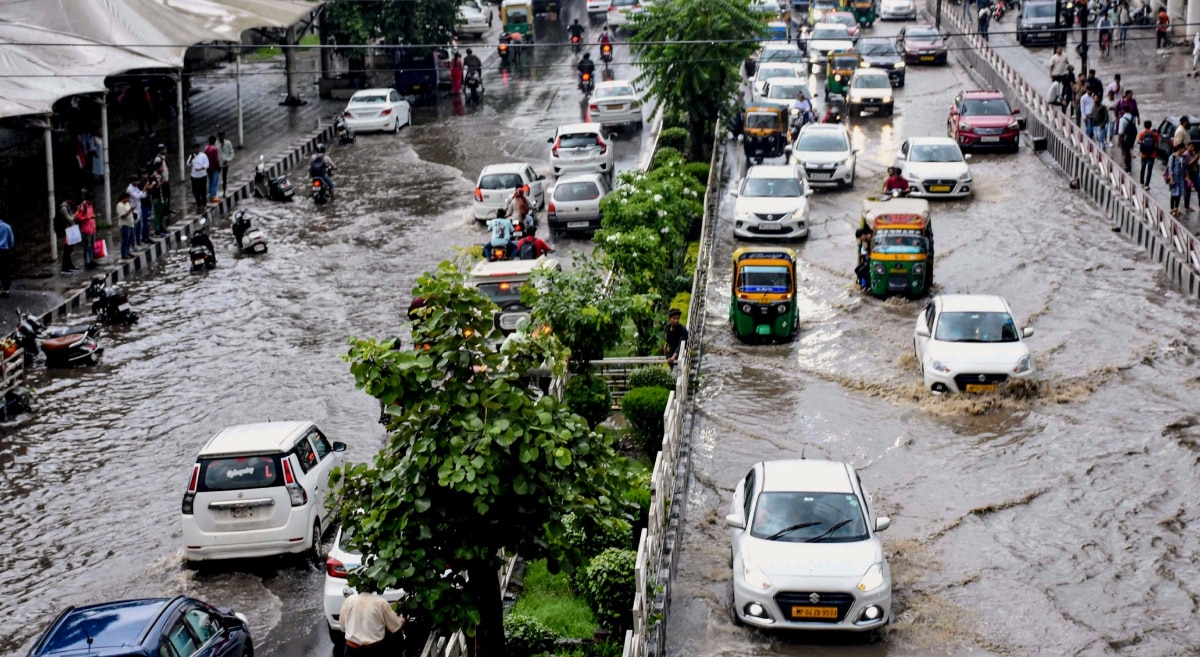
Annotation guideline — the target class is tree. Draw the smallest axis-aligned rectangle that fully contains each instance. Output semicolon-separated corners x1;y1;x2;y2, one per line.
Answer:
628;0;760;160
323;0;457;75
333;257;633;656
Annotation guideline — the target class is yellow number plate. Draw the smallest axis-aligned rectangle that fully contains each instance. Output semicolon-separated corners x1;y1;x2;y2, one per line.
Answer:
929;185;951;192
606;104;623;110
790;606;838;619
920;55;935;61
965;383;996;393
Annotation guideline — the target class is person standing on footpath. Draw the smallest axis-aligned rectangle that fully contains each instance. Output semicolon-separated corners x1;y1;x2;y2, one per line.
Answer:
75;192;98;270
977;4;990;41
1104;74;1122;142
1115;89;1139;126
126;175;146;246
1117;1;1131;47
1137;120;1160;189
203;135;221;204
1181;143;1199;213
116;192;137;260
1091;92;1109;149
1078;85;1095;135
1166;143;1187;216
152;144;171;217
137;169;155;245
151;161;169;237
0;216;13;297
187;142;209;213
55;193;78;273
218;131;235;198
664;307;689;368
1048;46;1069;89
1173;116;1191;152
338;590;405;657
1117;108;1137;172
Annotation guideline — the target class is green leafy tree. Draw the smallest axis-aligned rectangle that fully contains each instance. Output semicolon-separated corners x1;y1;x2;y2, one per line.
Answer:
323;0;457;61
628;0;760;160
334;257;632;656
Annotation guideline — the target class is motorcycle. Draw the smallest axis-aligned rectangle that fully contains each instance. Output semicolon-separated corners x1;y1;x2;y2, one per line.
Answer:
312;168;334;205
187;224;217;271
499;33;524;67
86;276;138;324
15;310;103;368
579;71;595;97
600;42;613;66
570;34;582;55
232;209;268;255
992;0;1007;21
253;155;295;203
465;70;483;107
335;116;356;146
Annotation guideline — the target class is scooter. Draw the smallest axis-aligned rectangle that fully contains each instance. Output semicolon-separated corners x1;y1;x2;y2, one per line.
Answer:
86;276;138;324
335;116;356;146
253;155;295;202
187;223;217;271
600;42;613;67
15;310;103;368
232;209;268;255
580;71;595;97
465;70;483;107
992;0;1006;21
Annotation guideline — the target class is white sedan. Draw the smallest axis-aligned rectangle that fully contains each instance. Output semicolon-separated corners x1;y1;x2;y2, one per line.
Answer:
732;165;813;240
588;81;643;130
751;62;808;100
893;137;973;198
456;4;490;37
913;294;1037;394
341;88;412;134
846;69;894;117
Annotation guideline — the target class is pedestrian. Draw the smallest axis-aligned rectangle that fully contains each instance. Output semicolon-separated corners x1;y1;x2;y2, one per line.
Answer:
1115;89;1139;126
1101;89;1117;147
137;169;154;244
75;192;98;269
977;4;990;41
1167;143;1187;216
1048;77;1067;112
1173;116;1191;151
1118;1;1131;46
1182;143;1199;212
338;590;405;657
1078;82;1095;133
126;175;146;246
116;192;136;259
449;53;464;95
1117;104;1137;172
151;161;169;236
1091;92;1109;149
1104;74;1122;141
1193;31;1200;76
663;307;689;368
1049;45;1068;85
218;130;234;198
187;142;209;213
204;135;221;204
1084;69;1102;98
0;216;13;297
1061;64;1077;115
151;144;171;217
1155;6;1170;49
55;193;78;273
1071;73;1087;126
1137;120;1160;189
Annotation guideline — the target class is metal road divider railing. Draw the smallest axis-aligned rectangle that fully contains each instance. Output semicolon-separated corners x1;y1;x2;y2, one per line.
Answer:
929;1;1200;298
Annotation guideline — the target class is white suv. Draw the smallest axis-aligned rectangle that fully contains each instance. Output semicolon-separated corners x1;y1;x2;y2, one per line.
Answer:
181;421;346;562
473;163;546;222
548;123;615;179
788;123;857;188
733;165;813;240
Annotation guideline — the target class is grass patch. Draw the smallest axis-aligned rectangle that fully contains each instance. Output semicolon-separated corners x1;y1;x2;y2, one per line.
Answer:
511;560;597;639
299;33;320;46
247;46;281;62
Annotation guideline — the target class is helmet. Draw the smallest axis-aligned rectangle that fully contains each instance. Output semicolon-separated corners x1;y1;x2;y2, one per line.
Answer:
582;52;591;59
316;143;326;153
466;48;473;55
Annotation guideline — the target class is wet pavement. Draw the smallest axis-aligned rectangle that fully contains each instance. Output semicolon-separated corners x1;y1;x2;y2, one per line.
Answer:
665;17;1200;657
0;5;653;656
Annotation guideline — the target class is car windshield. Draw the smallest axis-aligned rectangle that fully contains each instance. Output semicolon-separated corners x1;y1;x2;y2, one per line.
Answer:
738;265;792;293
796;131;848;151
832;57;860;69
476;281;525;306
761;49;805;64
743;176;803;197
910;143;963;162
198;456;282;491
768;83;808;100
935;311;1020;343
813;0;838;8
853;74;890;88
872;230;925;254
555;181;601;202
812;27;850;40
859;41;898;56
507;9;529;23
595;85;635;99
908;29;940;40
745;112;780;129
559;133;599;148
751;492;869;542
962;98;1013;116
351;94;388;104
1024;2;1055;17
757;67;795;82
480;173;523;190
829;14;856;26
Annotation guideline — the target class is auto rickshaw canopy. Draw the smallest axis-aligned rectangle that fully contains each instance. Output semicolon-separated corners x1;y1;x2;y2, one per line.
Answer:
501;0;533;29
861;196;932;231
733;247;797;299
742;105;786;134
827;52;862;73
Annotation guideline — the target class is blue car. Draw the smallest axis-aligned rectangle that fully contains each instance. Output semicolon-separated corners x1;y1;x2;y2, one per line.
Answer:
27;596;252;657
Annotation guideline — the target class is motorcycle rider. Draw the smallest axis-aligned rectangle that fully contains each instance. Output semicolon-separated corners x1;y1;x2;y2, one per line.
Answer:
515;224;555;260
568;19;586;47
463;48;484;90
191;226;216;265
598;25;612;47
232;211;250;248
485;209;516;260
310;144;336;193
883;166;911;193
577;52;596;89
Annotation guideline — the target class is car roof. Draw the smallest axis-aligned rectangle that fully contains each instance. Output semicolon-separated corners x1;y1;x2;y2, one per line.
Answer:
199;421;313;457
961;89;1005;99
746;164;801;178
554;172;607;185
469;257;561;279
854;68;890;76
595;80;635;90
800;122;848;134
480;163;530;175
36;598;176;655
555;122;603;135
761;41;798;50
907;136;958;146
349;89;395;98
760;459;853;493
936;294;1010;313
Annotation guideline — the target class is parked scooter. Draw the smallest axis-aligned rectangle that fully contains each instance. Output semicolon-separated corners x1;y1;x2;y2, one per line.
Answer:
188;222;217;271
231;209;268;255
15;310;103;368
86;276;138;324
253;155;295;202
335;116;356;146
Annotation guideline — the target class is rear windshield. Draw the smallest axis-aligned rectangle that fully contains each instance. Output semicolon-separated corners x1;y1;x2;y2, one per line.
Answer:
761;49;805;65
199;456;282;492
351;94;387;104
555;181;602;202
480;173;523;190
612;0;638;6
595;85;636;99
559;133;599;148
477;281;525;306
1024;2;1055;17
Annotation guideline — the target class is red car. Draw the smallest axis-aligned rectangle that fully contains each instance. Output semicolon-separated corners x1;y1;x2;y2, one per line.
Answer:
896;24;947;65
947;90;1023;153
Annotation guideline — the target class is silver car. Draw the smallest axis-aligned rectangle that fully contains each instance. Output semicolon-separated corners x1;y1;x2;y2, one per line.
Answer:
788;123;858;188
727;459;892;631
588;81;643;130
757;78;813;113
547;173;611;235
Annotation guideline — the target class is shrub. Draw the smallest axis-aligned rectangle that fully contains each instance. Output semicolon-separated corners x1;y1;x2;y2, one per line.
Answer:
563;512;631;561
657;127;691;156
628;366;676;392
621;386;671;456
504;613;560;657
580;548;637;634
662;108;689;130
669;292;691;327
564;373;612;429
681;162;710;187
623;467;652;547
651;146;683;169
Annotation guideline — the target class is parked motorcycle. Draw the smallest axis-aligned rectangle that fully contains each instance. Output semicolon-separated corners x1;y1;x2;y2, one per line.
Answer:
232;209;268;255
86;276;138;324
188;223;217;271
580;71;595;97
465;70;483;107
335;116;356;146
15;310;102;368
253;155;295;202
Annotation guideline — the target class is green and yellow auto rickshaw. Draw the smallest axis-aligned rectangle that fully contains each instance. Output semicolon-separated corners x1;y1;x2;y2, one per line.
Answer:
501;0;534;43
860;196;934;298
730;247;799;342
825;52;861;100
851;0;877;27
741;104;787;164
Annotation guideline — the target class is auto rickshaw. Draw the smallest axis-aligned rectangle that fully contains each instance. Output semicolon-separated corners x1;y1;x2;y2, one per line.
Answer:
501;0;534;43
851;0;877;27
859;196;934;298
741;104;787;164
824;52;861;100
730;247;799;342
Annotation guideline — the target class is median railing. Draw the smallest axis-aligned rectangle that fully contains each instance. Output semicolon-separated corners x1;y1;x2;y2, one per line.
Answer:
928;0;1200;298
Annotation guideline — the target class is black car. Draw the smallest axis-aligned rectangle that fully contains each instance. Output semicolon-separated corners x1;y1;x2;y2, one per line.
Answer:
1016;0;1068;46
855;38;905;87
27;596;252;657
1156;115;1200;161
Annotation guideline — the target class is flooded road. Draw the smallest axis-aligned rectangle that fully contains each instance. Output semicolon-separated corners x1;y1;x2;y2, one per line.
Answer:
0;6;652;655
666;19;1200;657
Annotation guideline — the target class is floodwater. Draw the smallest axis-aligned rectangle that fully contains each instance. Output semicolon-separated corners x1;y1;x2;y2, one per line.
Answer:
666;19;1200;657
0;6;652;655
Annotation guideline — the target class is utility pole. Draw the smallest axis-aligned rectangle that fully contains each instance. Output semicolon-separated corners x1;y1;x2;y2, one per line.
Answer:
936;0;943;29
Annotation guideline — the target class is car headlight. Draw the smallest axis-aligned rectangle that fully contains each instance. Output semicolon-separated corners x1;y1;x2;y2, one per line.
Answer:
842;156;854;167
882;94;893;103
742;556;772;591
931;359;952;373
959;171;972;182
1013;354;1032;374
872;261;886;276
1007;120;1019;130
895;61;905;69
959;122;970;132
741;303;753;314
861;61;872;68
737;208;751;220
857;563;885;593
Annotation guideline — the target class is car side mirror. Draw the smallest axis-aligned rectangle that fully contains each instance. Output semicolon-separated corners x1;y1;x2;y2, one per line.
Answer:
895;153;906;160
725;513;746;529
546;137;554;144
964;153;973;160
875;516;891;532
730;190;740;197
1012;108;1021;115
1022;326;1034;338
537;174;546;180
805;188;814;197
853;148;861;154
915;325;930;338
609;132;619;142
332;441;347;452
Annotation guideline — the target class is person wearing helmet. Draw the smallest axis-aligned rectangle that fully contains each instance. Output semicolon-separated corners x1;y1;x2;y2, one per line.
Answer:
463;48;483;90
577;52;595;89
309;143;337;192
568;19;586;44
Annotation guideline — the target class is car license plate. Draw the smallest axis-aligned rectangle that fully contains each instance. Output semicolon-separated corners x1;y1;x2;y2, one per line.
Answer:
606;104;623;110
965;383;996;393
810;173;830;179
791;606;838;619
981;136;1000;143
929;185;952;192
920;55;934;61
757;223;782;231
231;507;254;519
567;221;590;228
413;85;421;90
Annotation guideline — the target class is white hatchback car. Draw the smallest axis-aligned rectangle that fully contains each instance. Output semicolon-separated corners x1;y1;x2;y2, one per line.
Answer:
181;421;346;562
547;173;611;234
846;69;895;116
548;123;615;179
473;163;547;221
456;3;490;37
913;294;1037;394
727;459;892;631
324;526;405;645
588;81;643;130
733;165;813;240
341;88;412;134
607;0;643;30
751;62;808;99
587;0;610;18
894;137;973;198
788;123;857;188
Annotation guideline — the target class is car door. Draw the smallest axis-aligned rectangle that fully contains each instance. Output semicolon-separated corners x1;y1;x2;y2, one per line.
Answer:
389;90;407;126
895;139;910;176
159;613;201;657
914;299;936;361
290;434;322;524
306;427;341;517
948;94;962;137
728;467;757;564
524;165;545;208
182;604;238;657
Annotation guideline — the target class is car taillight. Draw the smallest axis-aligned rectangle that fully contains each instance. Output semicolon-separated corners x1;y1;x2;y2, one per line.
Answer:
326;557;349;578
608;4;615;9
551;137;561;156
596;135;607;154
547;201;556;215
181;463;199;515
474;187;484;202
589;103;598;112
281;459;308;507
380;107;392;116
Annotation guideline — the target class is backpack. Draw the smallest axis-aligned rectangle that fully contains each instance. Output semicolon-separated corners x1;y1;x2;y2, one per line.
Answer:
309;154;327;177
1139;130;1157;156
518;238;538;260
1121;116;1137;147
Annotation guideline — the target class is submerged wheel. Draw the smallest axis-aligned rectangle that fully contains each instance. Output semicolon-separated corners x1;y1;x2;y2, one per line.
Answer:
309;520;324;564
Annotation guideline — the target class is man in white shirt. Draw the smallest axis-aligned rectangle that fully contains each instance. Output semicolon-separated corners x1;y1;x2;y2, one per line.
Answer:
339;591;405;656
187;142;209;213
1048;46;1068;84
218;130;235;197
1078;90;1095;137
125;175;147;246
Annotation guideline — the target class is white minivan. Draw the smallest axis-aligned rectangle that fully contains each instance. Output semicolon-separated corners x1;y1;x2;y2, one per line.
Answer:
181;421;346;563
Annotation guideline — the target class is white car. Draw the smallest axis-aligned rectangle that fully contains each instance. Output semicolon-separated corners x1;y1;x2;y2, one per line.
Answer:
588;80;643;130
607;0;643;29
324;526;405;645
727;459;892;631
913;294;1037;394
751;62;808;99
805;23;855;66
757;78;812;113
733;165;813;240
181;421;346;562
548;123;615;179
756;41;808;73
894;137;973;198
548;173;611;234
880;0;917;19
456;3;490;37
788;123;857;188
587;0;610;18
846;69;894;116
473;163;547;222
340;88;412;134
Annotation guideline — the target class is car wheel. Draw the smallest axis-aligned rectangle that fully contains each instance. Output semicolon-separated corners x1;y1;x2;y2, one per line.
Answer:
327;625;345;653
394;117;402;134
729;583;744;627
309;520;324;564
